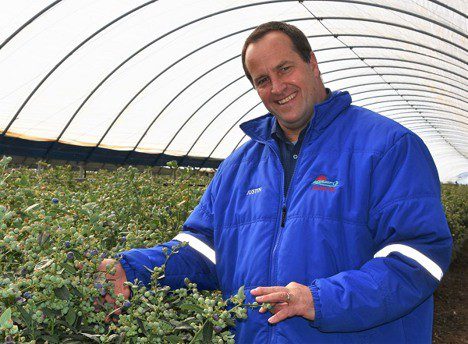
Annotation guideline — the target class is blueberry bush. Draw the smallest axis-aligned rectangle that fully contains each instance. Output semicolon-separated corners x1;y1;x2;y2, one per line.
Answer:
441;183;468;260
0;157;258;343
0;156;466;342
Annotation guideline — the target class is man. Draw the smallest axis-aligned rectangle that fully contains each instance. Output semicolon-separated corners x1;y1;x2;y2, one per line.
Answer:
100;22;452;343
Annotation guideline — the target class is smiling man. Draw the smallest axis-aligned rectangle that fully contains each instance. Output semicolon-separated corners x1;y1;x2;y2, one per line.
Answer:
101;22;452;343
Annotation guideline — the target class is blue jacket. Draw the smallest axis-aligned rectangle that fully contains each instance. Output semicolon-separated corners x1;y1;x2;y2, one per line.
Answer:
121;91;452;343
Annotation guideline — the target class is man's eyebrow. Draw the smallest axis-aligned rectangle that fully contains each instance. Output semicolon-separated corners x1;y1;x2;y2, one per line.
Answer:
274;60;293;70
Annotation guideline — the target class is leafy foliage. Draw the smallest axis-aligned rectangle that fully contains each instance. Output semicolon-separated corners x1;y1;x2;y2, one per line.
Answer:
441;183;468;260
0;157;256;343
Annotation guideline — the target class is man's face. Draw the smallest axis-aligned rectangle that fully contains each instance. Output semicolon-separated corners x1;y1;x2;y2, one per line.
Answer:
245;31;325;134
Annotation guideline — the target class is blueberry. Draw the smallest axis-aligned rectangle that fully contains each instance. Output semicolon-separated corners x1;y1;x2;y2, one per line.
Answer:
213;314;219;321
66;252;74;260
121;236;127;243
23;292;32;299
64;241;71;248
94;283;103;290
123;300;131;308
214;325;223;333
89;249;98;257
52;198;59;204
100;252;108;259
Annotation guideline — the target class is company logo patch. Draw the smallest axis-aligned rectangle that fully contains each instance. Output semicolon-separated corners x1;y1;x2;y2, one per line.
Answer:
246;187;262;195
312;175;339;192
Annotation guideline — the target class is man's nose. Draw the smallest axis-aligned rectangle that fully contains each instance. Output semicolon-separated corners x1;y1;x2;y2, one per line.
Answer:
270;76;286;95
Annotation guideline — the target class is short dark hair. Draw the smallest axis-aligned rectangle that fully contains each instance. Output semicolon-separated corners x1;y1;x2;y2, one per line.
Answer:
242;21;312;84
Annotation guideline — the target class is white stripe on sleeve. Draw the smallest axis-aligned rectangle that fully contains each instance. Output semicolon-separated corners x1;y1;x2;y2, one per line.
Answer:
173;233;216;264
374;244;443;281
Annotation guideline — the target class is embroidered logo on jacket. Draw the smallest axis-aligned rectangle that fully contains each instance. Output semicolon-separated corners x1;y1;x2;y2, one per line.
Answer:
312;175;339;192
246;187;262;195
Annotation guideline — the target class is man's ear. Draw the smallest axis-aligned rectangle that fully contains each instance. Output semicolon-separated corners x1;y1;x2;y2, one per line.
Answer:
309;51;320;76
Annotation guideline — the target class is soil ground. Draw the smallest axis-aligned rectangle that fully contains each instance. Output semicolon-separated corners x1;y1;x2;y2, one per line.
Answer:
433;248;467;343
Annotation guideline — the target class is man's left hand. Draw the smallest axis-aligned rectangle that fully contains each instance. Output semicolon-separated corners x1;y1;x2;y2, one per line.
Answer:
251;282;315;324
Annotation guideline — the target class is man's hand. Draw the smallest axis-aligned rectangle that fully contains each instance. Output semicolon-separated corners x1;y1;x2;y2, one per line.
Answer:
250;282;315;324
97;259;131;321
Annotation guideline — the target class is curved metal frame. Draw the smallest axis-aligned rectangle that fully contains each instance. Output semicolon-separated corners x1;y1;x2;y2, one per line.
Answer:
84;55;242;162
324;64;466;88
150;48;466;165
126;47;467;162
0;0;62;50
1;0;159;136
353;93;467;106
368;102;466;116
345;82;468;102
2;0;466;169
198;102;263;168
351;87;467;105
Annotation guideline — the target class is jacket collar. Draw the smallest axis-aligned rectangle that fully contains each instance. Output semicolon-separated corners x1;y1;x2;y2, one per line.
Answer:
240;90;352;144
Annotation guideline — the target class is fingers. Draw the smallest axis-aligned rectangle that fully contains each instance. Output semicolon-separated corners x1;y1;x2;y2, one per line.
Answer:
255;291;290;304
268;308;290;324
250;286;285;296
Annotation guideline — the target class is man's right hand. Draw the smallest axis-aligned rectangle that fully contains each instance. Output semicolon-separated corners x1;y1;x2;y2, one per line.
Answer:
97;259;131;320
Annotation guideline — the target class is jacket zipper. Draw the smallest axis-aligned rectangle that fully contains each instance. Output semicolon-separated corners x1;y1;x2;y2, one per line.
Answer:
265;141;285;344
267;130;312;344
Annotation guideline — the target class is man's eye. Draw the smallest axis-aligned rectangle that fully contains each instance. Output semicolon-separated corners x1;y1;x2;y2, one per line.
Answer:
281;66;290;72
256;78;268;86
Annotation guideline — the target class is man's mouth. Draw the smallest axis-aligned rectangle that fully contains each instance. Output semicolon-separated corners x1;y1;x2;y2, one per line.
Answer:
277;92;297;105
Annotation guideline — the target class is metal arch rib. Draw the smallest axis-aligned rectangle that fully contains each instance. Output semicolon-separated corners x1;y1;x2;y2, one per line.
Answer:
151;78;249;167
326;72;466;96
1;0;159;137
427;0;467;19
0;0;62;51
198;101;263;169
83;55;241;163
345;82;468;103
304;0;467;39
324;65;466;89
391;115;468;127
178;90;258;167
351;87;467;105
353;93;467;106
378;106;466;119
362;99;466;115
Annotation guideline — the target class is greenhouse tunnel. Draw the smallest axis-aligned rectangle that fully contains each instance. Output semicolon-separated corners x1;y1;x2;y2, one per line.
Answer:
0;0;466;182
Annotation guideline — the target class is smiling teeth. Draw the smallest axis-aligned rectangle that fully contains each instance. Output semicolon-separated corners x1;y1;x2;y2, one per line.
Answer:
278;93;296;104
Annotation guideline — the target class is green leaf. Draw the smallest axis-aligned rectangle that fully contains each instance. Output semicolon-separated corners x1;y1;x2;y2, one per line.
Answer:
63;262;76;275
0;307;12;327
54;285;71;300
167;335;182;343
66;308;76;326
237;285;246;302
16;304;32;325
41;335;60;343
202;321;213;344
179;303;204;313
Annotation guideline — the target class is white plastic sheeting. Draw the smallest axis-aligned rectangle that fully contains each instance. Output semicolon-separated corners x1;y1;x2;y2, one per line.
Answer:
0;0;466;181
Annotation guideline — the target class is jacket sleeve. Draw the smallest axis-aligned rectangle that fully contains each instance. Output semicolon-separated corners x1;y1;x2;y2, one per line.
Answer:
119;170;221;291
309;133;452;332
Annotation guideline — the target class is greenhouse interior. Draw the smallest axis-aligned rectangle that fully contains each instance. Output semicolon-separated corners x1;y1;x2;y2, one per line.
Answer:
0;1;466;343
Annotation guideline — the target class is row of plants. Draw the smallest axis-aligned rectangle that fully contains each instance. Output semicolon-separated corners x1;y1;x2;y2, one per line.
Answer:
0;156;466;342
